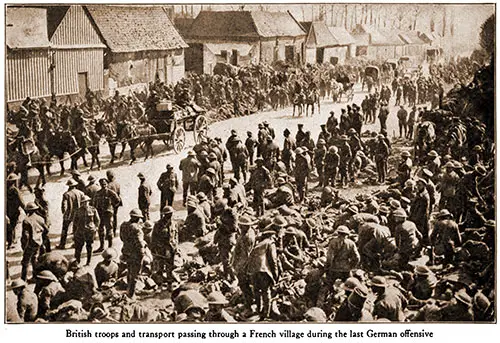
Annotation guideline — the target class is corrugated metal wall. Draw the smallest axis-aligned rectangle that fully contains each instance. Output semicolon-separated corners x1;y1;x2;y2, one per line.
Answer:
53;49;104;95
50;5;103;46
6;50;51;102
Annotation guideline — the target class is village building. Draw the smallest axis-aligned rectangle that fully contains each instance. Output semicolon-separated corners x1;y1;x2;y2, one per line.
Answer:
184;10;306;74
301;21;337;65
85;5;188;93
6;7;52;104
48;5;106;100
352;24;404;61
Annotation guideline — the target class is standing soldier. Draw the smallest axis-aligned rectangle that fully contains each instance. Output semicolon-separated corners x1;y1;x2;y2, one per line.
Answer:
262;136;279;172
73;195;100;266
71;170;87;193
338;135;352;188
294;148;311;202
34;187;51;254
85;175;100;204
229;137;249;182
407;106;417;139
314;139;327;187
378;102;389;133
182;199;207;241
198;168;217;202
324;146;340;187
439;162;460;216
282;129;296;173
179;151;201;206
430;209;461;265
137;173;152;220
375;134;390;184
214;207;239;281
7;174;24;249
410;178;431;246
120;209;146;299
263;121;275;139
245;131;258;166
207;152;222;186
58;179;84;250
246;230;280;320
397;151;413;186
151;206;177;286
157;164;179;208
106;171;122;237
393;209;422;269
318;226;360;306
397;105;408;138
93;178;121;253
295;123;306;146
248;158;273;216
232;216;258;308
21;202;47;281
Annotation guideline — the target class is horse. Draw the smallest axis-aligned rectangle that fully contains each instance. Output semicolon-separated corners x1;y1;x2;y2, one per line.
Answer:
304;89;320;117
292;92;305;117
414;121;436;163
446;120;467;159
95;120;122;164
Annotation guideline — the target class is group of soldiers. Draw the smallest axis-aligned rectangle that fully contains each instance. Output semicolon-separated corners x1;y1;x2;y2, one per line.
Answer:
6;55;494;323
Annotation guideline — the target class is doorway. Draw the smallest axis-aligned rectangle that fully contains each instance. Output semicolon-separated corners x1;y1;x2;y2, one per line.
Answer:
78;72;88;99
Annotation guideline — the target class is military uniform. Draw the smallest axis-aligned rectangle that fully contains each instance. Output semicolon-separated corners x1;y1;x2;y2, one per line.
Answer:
249;163;272;216
73;204;100;265
120;220;145;298
373;286;408;321
94;187;121;251
395;220;422;267
314;144;327;186
179;155;201;204
7;183;24;248
16;287;38;322
21;213;47;280
60;187;85;249
294;152;311;201
246;234;280;319
339;141;352;187
325;234;360;283
324;148;340;187
138;179;152;220
182;207;207;242
431;218;461;264
410;189;430;244
157;169;179;208
151;218;178;283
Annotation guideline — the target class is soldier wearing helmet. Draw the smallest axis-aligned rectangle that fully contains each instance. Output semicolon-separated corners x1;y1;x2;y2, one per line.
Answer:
73;195;100;266
21;202;48;281
151;206;177;285
119;209;146;298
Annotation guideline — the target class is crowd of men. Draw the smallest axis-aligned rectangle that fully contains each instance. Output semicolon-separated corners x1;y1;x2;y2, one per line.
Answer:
6;56;494;323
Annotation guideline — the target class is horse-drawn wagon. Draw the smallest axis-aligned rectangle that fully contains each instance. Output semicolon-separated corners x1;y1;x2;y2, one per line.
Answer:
148;100;209;153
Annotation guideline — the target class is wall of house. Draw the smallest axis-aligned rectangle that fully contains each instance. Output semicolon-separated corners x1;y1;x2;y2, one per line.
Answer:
305;48;316;64
324;46;348;64
185;43;204;74
52;48;104;96
202;45;217;75
109;49;185;87
260;37;305;65
6;49;51;102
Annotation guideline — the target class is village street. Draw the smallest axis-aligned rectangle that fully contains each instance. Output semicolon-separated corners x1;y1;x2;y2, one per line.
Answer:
7;83;417;279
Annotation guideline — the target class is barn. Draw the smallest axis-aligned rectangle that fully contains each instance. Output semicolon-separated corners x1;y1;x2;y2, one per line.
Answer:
48;5;106;99
185;10;306;74
85;5;188;92
6;7;52;104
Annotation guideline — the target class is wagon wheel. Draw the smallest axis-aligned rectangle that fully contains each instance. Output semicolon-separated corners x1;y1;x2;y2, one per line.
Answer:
193;115;209;144
172;127;186;154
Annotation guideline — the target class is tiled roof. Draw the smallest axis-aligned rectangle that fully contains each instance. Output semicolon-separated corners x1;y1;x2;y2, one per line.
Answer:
6;7;50;49
328;26;356;45
189;10;305;40
303;21;339;48
86;5;188;52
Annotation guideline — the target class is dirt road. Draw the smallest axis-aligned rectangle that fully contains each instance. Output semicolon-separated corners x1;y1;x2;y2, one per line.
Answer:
7;84;420;279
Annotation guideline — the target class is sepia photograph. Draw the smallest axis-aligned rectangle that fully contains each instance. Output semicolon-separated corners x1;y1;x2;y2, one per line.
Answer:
4;3;496;323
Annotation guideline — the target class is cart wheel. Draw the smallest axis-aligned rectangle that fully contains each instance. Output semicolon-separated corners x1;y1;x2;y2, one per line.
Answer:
173;127;186;153
193;115;209;144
